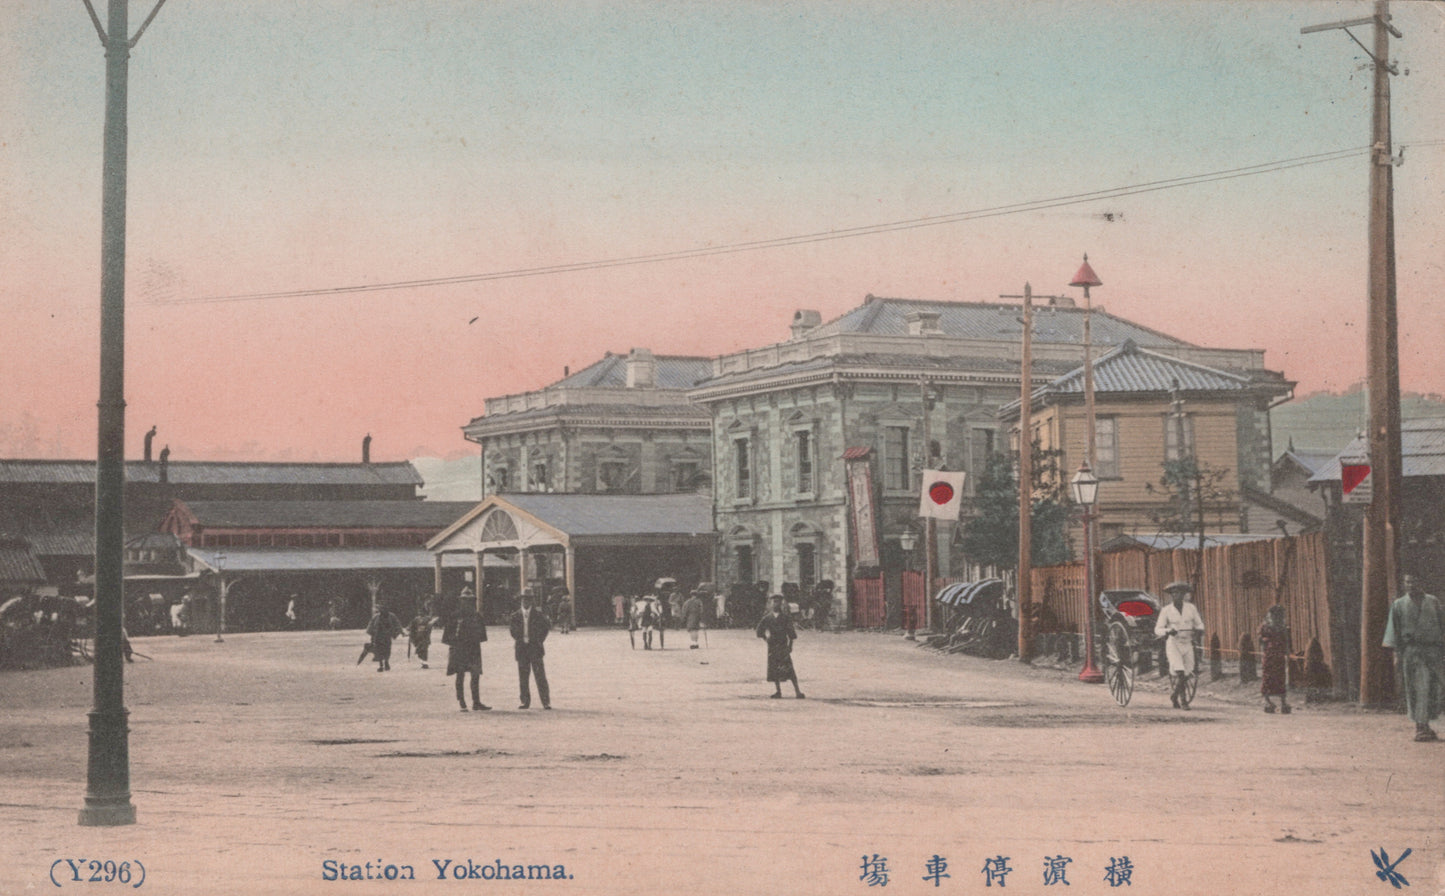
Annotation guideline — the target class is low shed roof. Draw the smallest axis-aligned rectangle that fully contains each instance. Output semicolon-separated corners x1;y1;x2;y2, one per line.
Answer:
188;547;477;573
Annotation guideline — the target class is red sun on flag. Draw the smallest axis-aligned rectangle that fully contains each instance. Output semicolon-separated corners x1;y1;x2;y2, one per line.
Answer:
919;470;966;519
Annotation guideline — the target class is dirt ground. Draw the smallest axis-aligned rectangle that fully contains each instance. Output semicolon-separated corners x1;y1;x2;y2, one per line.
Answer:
1;626;1440;896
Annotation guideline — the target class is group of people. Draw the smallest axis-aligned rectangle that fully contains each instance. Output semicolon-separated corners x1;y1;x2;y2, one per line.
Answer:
365;587;554;712
361;581;807;705
1153;580;1306;714
1153;575;1443;743
628;579;709;650
352;573;1442;738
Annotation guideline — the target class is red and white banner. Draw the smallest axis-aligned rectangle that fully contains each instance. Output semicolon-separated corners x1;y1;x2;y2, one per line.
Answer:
919;469;966;520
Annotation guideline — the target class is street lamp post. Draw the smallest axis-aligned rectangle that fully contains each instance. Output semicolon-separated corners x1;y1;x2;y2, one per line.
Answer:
1071;463;1103;683
214;552;227;644
898;529;918;639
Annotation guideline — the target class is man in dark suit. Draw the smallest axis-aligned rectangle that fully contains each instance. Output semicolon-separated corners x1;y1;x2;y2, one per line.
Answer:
509;590;552;709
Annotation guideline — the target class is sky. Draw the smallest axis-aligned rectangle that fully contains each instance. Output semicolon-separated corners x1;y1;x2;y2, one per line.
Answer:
1;1;1442;463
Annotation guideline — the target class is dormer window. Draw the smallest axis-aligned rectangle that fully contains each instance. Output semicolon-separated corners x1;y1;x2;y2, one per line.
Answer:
905;310;943;336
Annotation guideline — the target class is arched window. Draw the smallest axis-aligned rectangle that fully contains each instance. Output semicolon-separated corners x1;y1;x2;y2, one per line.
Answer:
479;510;519;542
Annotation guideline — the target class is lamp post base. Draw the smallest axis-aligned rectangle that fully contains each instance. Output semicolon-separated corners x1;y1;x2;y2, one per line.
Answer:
1078;665;1104;684
78;801;136;826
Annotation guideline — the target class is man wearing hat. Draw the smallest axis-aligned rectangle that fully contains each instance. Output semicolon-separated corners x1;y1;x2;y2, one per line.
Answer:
1154;581;1205;709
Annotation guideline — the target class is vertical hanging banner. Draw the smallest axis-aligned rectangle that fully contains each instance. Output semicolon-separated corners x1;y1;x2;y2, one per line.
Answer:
919;470;967;520
844;448;881;568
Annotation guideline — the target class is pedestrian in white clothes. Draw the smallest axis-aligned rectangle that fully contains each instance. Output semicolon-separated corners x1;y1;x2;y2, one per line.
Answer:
1155;581;1205;709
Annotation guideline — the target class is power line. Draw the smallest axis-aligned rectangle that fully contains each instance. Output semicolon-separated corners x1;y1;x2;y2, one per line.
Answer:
160;146;1374;306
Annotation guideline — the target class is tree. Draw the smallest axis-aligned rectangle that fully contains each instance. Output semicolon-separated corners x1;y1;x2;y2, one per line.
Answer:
1147;457;1234;534
961;447;1072;570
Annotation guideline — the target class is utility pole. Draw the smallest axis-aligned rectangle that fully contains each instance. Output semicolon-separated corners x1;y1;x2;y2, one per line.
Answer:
1302;2;1403;706
1016;285;1034;662
998;286;1076;662
78;0;169;827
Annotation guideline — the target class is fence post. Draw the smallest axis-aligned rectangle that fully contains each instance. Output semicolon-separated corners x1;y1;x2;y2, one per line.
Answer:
1238;634;1256;683
1305;636;1332;704
1209;633;1223;682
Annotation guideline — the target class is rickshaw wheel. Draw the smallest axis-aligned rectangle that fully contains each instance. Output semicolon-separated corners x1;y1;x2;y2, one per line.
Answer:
1108;659;1134;706
1104;620;1134;707
1182;670;1199;707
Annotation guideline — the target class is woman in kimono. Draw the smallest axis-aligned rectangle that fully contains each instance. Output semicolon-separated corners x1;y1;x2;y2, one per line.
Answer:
756;596;805;699
1258;604;1291;714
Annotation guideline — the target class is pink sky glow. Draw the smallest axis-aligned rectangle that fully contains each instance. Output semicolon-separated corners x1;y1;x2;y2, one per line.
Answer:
2;2;1441;463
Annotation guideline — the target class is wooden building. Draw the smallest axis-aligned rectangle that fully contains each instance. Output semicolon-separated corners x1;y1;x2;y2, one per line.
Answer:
1001;339;1295;552
157;498;477;631
427;493;714;625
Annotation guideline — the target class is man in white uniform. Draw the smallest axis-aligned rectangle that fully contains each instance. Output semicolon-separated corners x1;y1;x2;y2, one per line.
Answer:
1154;581;1205;709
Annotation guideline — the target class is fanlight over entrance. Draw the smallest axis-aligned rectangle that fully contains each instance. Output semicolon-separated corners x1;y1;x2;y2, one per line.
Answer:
479;510;518;542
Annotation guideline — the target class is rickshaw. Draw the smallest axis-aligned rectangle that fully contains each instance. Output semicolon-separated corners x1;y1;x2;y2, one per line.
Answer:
1099;589;1172;707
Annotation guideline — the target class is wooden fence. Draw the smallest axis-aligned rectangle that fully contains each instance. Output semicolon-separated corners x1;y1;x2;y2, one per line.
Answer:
1031;531;1333;670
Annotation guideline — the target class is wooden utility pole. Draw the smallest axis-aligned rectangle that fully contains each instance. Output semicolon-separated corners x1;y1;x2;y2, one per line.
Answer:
1016;285;1035;662
1302;2;1403;705
999;285;1073;662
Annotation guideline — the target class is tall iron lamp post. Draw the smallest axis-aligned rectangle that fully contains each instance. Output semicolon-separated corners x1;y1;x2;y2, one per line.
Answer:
1071;463;1104;683
1068;255;1104;685
79;0;170;828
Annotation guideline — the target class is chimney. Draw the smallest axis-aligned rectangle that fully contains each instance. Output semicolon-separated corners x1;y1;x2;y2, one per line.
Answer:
362;434;372;464
144;425;157;462
158;445;170;483
790;309;822;339
625;348;656;389
905;310;943;336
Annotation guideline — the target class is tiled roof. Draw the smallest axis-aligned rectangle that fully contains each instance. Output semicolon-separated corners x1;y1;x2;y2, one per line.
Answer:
554;354;713;390
500;493;714;537
1044;340;1250;395
20;530;95;557
0;460;422;487
693;353;1077;391
1275;449;1337;477
179;500;476;530
1309;418;1445;482
807;297;1192;348
0;542;47;583
468;402;710;429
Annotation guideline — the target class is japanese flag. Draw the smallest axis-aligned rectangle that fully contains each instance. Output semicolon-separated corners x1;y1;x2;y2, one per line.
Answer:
919;470;966;520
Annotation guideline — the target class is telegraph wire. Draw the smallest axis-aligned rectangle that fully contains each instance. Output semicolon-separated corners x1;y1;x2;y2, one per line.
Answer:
160;146;1375;306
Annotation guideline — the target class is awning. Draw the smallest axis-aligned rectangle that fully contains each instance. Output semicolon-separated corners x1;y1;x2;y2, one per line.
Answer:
935;578;1004;607
187;548;478;574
